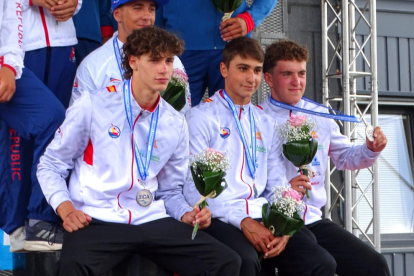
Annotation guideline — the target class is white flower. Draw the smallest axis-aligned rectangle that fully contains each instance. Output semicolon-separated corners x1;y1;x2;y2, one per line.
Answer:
277;117;318;143
189;148;231;173
270;186;306;217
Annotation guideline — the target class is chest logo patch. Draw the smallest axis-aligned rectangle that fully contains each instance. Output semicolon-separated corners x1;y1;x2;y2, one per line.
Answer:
108;125;121;138
311;156;320;166
311;131;318;139
220;127;230;139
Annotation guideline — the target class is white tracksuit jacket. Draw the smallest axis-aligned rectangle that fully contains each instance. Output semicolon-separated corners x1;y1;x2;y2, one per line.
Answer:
260;95;381;225
184;90;289;229
0;0;24;79
37;80;192;225
20;0;82;51
70;31;191;113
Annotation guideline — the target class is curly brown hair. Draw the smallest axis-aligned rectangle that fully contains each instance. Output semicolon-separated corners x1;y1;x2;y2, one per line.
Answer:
222;37;264;68
263;40;309;74
121;26;184;80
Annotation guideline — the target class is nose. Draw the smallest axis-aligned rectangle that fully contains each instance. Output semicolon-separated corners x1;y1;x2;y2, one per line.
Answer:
246;70;255;84
291;74;300;86
142;9;153;21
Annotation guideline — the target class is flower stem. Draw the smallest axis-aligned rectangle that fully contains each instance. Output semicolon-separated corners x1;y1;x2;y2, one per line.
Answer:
191;222;199;240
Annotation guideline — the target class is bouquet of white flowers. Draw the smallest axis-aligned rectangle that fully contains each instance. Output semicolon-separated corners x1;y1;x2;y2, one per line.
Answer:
189;148;230;239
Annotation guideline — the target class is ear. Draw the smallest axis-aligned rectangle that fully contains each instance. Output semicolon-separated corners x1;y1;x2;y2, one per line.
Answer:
220;62;228;78
128;55;139;71
264;72;273;88
113;8;122;23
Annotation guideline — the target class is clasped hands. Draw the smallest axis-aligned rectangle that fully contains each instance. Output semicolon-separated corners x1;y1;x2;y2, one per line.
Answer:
32;0;77;22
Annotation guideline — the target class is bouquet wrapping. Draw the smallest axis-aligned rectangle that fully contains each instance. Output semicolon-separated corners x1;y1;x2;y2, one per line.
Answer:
211;0;243;21
277;115;318;198
161;68;189;112
260;186;305;260
190;148;230;239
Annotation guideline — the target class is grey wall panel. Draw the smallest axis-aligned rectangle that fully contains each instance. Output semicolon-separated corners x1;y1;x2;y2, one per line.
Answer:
393;253;405;276
405;253;414;275
383;254;394;275
399;38;411;92
386;37;400;92
378;36;388;92
410;39;414;92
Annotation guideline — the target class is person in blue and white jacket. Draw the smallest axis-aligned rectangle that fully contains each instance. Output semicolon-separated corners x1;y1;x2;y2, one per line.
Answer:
156;0;278;106
37;26;240;276
184;37;337;276
0;0;65;252
71;0;191;114
260;39;390;276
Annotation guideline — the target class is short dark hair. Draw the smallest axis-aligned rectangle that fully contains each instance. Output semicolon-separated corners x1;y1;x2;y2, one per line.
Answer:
222;37;264;68
263;40;309;74
121;26;184;80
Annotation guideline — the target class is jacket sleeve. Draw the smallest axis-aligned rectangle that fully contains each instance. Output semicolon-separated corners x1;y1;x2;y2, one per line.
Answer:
155;116;193;221
37;92;92;212
243;0;278;29
0;0;24;79
328;119;380;170
99;0;113;38
262;121;289;201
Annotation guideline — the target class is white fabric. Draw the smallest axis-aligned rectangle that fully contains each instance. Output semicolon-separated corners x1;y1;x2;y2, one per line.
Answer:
20;0;82;51
0;0;24;78
260;94;380;225
37;80;192;225
184;91;289;230
70;31;191;114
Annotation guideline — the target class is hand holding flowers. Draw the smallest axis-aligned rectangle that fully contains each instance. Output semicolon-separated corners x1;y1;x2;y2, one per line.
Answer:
277;115;318;198
189;148;230;239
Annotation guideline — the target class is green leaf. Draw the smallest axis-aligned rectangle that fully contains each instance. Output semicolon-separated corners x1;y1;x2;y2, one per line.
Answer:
161;85;186;111
282;139;319;167
190;167;227;198
262;203;304;237
210;0;243;13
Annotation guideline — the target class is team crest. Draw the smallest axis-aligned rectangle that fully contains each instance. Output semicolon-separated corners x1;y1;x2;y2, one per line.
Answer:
108;125;121;138
73;80;79;93
256;132;262;140
220;127;230;139
202;98;213;103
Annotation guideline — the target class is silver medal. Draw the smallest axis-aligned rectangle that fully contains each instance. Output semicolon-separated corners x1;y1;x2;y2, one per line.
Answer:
136;189;153;207
365;125;374;142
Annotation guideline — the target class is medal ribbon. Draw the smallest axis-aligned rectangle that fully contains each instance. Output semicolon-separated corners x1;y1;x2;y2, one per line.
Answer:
269;96;361;123
123;80;159;182
113;35;125;81
222;90;257;180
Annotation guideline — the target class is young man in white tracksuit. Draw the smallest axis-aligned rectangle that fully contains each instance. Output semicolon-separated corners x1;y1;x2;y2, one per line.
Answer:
184;37;337;276
70;0;191;114
37;26;241;276
259;39;390;276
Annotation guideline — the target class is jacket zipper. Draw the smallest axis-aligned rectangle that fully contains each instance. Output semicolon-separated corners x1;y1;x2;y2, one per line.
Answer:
39;7;50;47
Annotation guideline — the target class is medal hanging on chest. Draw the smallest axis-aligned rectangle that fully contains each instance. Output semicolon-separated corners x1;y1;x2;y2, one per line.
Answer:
222;90;258;198
136;182;153;207
123;80;159;207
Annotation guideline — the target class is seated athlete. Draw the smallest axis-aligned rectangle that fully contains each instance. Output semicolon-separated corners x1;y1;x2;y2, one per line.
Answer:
37;26;241;276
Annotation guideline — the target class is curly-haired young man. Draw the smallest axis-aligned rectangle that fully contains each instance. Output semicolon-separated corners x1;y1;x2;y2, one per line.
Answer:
259;39;390;276
37;26;241;276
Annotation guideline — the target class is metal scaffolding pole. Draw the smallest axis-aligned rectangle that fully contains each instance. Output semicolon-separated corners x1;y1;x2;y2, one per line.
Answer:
321;0;381;251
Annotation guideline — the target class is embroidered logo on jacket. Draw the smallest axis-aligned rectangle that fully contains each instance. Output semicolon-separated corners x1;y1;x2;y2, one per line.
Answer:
110;77;121;82
256;132;262;140
203;98;213;103
108;125;121;138
73;80;79;93
106;85;117;93
311;131;318;139
220;127;230;139
311;156;320;166
69;47;76;63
